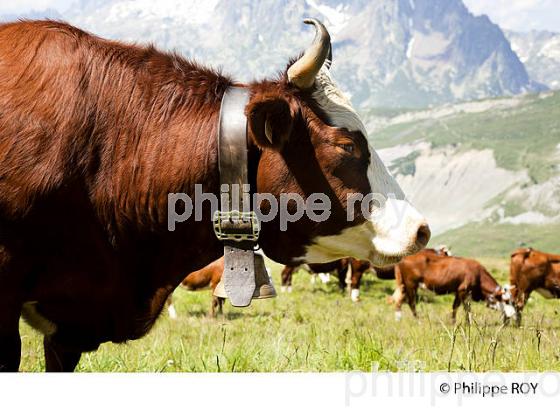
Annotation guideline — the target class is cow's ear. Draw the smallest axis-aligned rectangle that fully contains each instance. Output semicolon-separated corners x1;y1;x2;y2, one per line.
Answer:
246;93;295;150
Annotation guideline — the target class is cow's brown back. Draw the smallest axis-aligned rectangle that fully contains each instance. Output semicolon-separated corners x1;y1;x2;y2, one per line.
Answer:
509;248;560;317
509;248;558;292
181;257;224;291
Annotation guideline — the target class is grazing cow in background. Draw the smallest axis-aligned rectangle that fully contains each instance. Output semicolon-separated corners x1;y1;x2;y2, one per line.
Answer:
0;19;428;371
375;266;397;280
166;253;273;318
280;258;372;301
378;246;450;281
509;248;560;326
346;258;373;302
392;250;504;322
166;258;227;319
280;263;333;293
280;259;349;293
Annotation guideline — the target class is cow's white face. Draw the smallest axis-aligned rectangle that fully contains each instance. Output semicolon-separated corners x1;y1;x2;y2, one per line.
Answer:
501;284;513;303
486;285;516;318
303;68;429;266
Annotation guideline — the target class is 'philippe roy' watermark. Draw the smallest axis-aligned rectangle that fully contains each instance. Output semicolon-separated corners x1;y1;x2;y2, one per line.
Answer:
344;362;560;406
167;183;407;231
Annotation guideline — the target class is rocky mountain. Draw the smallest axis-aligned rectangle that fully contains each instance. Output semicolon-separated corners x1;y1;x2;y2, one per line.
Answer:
1;0;545;108
506;30;560;90
331;0;545;108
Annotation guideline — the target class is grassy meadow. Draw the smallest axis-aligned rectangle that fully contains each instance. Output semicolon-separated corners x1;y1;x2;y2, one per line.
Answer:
18;257;560;372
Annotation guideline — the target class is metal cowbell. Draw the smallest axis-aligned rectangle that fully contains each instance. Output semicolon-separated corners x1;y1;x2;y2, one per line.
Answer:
213;253;276;303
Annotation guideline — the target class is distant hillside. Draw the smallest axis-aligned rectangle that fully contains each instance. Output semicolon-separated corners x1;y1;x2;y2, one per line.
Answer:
433;222;560;258
373;91;560;248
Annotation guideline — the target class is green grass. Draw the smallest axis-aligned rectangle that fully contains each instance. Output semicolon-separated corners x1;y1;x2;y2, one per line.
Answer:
369;92;560;183
18;259;560;372
433;222;560;258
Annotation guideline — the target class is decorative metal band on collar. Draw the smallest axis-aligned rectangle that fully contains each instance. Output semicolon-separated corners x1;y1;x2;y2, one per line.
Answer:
213;210;260;242
213;86;261;307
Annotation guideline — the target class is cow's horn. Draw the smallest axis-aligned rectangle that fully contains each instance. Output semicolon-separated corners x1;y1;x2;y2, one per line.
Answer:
287;18;331;90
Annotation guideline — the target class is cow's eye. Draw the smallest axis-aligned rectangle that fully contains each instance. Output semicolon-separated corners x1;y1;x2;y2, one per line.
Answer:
340;143;354;154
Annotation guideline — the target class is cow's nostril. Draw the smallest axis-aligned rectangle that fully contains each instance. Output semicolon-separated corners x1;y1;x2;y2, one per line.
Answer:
415;223;431;249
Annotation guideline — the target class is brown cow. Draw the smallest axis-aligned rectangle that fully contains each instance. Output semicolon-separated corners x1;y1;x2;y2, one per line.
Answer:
280;259;349;292
345;259;373;302
0;19;428;371
378;245;450;281
392;250;503;322
280;258;372;301
375;266;397;280
509;248;560;326
165;258;226;318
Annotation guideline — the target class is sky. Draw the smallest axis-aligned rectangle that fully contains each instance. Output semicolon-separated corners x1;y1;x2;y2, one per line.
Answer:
463;0;560;32
0;0;73;15
0;0;559;32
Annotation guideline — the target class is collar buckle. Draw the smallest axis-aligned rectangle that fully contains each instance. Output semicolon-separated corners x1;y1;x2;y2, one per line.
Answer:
212;210;260;242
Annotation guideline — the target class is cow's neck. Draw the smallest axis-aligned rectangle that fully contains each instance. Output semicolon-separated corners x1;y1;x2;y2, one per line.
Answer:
480;272;499;299
93;78;263;338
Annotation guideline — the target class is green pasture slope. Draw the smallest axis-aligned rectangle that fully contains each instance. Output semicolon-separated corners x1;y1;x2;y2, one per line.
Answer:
433;222;560;258
19;259;560;372
369;91;560;184
371;90;560;258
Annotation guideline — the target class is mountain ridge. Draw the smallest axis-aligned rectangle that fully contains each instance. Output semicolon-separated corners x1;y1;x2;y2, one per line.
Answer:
0;0;546;108
506;29;560;90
